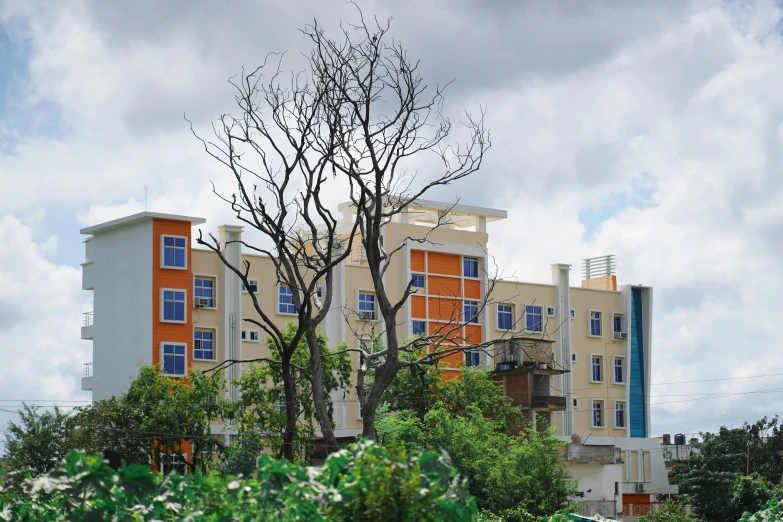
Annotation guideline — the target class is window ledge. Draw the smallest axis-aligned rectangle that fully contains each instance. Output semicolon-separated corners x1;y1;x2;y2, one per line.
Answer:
194;306;218;311
589;380;605;384
161;319;187;324
161;265;188;271
612;382;626;386
194;358;218;363
588;334;603;339
277;312;298;317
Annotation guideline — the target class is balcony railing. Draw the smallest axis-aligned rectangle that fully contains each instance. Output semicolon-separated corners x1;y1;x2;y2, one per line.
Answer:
83;362;93;378
83;311;94;327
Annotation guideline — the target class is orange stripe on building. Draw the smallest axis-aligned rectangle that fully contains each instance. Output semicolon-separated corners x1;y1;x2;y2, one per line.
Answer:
152;218;193;370
411;250;425;272
427;252;461;276
428;297;460;322
437;352;464;369
464;279;481;299
411;295;426;319
429;275;461;298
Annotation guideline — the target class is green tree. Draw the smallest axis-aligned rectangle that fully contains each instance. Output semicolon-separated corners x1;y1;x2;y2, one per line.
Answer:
70;396;149;466
670;417;783;521
233;323;351;460
2;404;76;475
638;499;697;522
377;367;574;518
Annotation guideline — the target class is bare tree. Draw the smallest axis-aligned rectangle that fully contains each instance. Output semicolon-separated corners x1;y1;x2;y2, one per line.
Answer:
302;13;493;437
188;50;362;458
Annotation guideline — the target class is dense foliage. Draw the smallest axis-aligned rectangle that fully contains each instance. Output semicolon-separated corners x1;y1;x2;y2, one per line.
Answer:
377;367;575;519
670;417;783;521
638;500;697;522
0;442;477;521
2;405;77;476
741;497;783;521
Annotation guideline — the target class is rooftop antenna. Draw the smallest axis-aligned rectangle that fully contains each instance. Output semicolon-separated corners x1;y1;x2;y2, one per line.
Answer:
144;185;148;211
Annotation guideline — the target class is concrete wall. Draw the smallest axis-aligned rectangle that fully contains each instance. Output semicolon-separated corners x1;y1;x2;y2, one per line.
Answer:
89;220;153;401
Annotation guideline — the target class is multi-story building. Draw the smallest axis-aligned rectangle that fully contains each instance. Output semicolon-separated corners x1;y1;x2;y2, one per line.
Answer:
79;199;674;518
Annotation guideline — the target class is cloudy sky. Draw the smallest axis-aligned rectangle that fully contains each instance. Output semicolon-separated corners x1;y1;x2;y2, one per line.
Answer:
2;0;783;443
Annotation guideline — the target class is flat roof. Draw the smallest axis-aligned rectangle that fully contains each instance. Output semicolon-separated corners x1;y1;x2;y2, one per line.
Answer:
80;212;206;235
339;197;507;222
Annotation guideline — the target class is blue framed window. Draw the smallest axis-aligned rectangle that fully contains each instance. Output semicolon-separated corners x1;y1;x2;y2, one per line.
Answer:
615;402;626;428
525;305;543;332
194;329;214;360
278;285;296;314
277;391;286;413
614;358;624;383
592;401;604;427
194;277;214;307
412;321;426;335
241;279;258;293
613;314;623;333
162;343;186;376
498;304;513;330
162;290;186;322
464;300;479;324
464;350;480;367
590;311;602;336
463;257;479;278
591;355;603;382
358;293;376;320
162;236;187;268
411;274;425;290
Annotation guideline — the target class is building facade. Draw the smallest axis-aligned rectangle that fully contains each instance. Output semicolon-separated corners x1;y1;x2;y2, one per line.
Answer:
79;200;672;516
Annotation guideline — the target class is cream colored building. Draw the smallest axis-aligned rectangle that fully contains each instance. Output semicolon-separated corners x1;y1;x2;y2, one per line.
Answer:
79;199;671;516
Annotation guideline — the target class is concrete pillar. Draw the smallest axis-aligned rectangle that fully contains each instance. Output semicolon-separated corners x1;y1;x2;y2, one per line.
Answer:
551;263;573;436
218;225;243;406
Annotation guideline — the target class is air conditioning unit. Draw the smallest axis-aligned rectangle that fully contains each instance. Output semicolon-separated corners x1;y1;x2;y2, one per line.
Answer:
195;297;211;308
636;483;646;492
358;311;374;320
613;332;627;340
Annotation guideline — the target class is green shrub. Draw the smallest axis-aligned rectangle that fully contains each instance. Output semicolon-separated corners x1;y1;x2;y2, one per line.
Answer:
0;440;477;521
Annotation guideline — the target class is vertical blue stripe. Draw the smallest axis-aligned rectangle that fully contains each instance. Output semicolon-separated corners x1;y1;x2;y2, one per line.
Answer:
630;289;647;437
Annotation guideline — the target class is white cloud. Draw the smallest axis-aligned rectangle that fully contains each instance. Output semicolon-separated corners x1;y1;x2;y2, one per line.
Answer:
2;0;783;438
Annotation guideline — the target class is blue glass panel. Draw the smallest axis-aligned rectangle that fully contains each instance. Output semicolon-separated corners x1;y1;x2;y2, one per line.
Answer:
174;249;185;267
174;356;185;375
629;288;647;437
175;237;186;248
164;290;174;300
412;274;425;288
163;301;174;320
164;248;175;267
164;237;175;246
413;321;425;335
174;302;185;321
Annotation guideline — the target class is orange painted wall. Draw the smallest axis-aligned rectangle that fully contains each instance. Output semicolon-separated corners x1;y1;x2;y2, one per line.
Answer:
152;219;193;370
464;279;481;299
440;370;461;381
429;275;461;298
438;352;464;368
411;295;426;319
465;324;482;344
428;297;460;322
411;250;425;272
428;321;461;345
427;252;460;276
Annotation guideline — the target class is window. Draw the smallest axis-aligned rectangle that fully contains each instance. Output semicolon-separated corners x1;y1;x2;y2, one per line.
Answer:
463;257;479;278
590;310;602;337
570;308;576;319
615;402;626;428
412;320;426;335
194;329;214;360
464;350;480;367
162;235;187;269
241;329;260;342
277;391;286;413
498;304;513;330
359;390;368;418
591;355;603;382
571;353;577;363
613;314;623;333
358;292;376;320
411;274;425;290
162;343;186;376
573;398;579;408
464;300;479;324
525;305;543;332
160;453;187;475
614;357;624;384
162;290;186;322
278;285;296;314
592;400;605;428
194;277;215;307
242;279;259;293
545;306;555;317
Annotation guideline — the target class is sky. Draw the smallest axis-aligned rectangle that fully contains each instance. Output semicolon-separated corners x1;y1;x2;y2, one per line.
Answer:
2;0;783;443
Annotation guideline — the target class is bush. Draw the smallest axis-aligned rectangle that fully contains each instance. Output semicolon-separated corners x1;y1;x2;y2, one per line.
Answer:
0;441;477;521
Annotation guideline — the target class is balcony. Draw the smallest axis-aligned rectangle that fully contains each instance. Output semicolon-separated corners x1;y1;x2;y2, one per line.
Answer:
81;312;94;340
82;362;93;391
532;393;567;411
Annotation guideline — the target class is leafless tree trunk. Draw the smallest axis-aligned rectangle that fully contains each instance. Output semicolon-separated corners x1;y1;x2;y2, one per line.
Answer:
302;11;494;438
